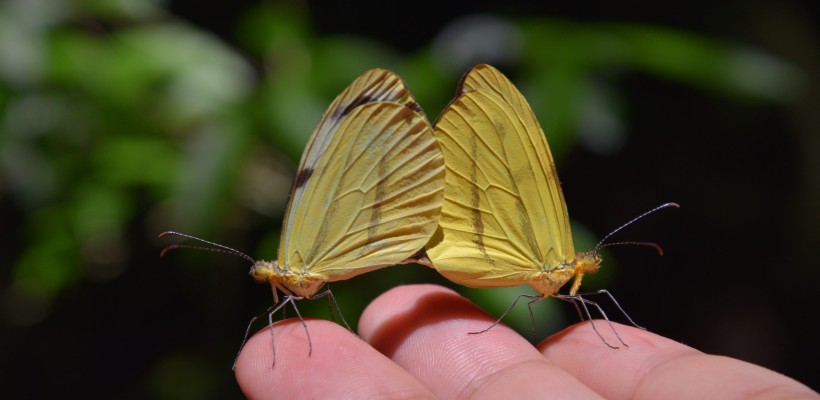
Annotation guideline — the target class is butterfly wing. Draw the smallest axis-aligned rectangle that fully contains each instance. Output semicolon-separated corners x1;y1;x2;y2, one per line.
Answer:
279;70;444;282
280;69;426;254
425;64;575;288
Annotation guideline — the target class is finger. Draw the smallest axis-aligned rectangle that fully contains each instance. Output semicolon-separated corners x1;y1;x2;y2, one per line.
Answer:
235;319;435;399
359;284;605;400
541;322;819;400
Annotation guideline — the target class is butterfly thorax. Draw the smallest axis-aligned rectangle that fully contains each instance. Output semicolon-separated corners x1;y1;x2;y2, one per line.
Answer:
529;251;602;297
250;260;326;298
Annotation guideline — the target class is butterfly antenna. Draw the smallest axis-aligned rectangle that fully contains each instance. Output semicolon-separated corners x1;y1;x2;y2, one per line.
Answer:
599;241;665;256
594;203;679;252
158;231;256;264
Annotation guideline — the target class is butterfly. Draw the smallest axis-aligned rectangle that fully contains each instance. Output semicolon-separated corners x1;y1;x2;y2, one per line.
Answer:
162;68;445;363
421;64;677;346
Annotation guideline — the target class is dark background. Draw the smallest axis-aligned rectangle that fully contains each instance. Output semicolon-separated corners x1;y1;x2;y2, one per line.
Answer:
1;1;818;398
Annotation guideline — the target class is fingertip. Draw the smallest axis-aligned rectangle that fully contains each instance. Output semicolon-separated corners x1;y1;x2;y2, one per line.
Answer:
359;284;467;353
233;319;335;398
542;321;819;399
540;320;699;374
360;284;528;361
540;321;701;399
234;318;434;399
542;320;690;354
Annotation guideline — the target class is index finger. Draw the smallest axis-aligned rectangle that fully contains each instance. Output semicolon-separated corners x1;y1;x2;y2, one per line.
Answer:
234;319;435;399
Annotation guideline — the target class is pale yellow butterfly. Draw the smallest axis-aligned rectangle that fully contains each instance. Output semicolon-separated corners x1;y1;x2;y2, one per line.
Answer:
162;68;445;363
421;64;677;346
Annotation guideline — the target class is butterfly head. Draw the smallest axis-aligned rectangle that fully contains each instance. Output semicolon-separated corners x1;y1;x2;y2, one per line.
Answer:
568;250;603;295
567;202;679;295
250;260;277;283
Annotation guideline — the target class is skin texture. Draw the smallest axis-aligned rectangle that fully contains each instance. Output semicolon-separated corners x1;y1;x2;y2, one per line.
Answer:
235;284;819;400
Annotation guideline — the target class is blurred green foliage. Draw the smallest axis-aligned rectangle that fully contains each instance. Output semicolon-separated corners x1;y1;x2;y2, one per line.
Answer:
0;0;806;397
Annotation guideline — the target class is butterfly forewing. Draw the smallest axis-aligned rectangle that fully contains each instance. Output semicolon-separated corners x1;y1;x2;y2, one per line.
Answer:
427;64;574;287
280;69;426;259
459;65;573;260
281;88;443;281
300;69;425;169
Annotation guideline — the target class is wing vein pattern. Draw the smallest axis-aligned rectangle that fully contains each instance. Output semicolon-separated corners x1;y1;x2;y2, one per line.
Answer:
280;78;444;283
427;64;574;288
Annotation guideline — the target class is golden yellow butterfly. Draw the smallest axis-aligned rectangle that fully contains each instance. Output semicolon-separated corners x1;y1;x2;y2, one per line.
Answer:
422;64;676;344
162;68;444;361
252;68;444;302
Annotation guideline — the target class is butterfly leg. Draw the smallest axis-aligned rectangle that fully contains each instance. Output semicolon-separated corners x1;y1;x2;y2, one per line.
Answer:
566;295;585;322
233;302;278;370
585;297;628;349
595;289;645;330
312;289;360;339
245;295;312;366
322;286;337;324
267;304;279;366
557;294;623;349
469;293;541;335
280;295;312;358
265;297;302;367
525;296;547;342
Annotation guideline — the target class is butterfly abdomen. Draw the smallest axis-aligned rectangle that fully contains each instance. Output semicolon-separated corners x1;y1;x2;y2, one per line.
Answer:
529;266;576;297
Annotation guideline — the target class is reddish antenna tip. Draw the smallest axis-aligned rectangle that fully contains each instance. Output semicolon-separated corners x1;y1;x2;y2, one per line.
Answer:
600;241;664;256
652;243;664;256
159;245;177;257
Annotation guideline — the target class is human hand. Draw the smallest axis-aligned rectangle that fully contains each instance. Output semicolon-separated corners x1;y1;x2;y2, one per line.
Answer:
235;284;819;399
